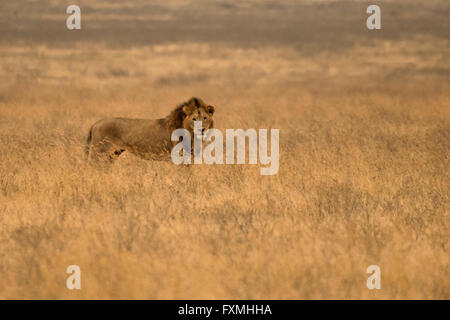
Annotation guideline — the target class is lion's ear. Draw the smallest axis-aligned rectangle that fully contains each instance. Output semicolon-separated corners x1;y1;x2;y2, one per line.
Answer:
207;105;215;115
182;106;191;115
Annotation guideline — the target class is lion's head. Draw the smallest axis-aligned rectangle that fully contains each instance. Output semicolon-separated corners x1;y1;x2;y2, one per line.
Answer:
167;97;215;134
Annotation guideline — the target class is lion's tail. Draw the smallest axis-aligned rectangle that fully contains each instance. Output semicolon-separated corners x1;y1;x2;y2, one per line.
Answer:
85;126;93;159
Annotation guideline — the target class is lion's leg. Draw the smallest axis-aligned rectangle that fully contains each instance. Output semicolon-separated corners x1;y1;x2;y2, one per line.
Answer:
88;140;125;163
110;148;126;162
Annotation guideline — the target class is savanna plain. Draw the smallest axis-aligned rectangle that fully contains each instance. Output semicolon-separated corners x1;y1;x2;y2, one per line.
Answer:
0;0;449;299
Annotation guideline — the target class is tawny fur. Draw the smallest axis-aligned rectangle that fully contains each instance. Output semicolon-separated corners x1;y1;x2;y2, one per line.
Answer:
86;97;215;162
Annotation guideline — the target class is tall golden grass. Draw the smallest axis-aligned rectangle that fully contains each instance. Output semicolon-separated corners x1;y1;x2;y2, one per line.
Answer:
0;0;449;299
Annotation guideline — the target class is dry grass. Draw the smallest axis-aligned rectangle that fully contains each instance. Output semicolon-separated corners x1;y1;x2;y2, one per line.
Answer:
0;0;449;299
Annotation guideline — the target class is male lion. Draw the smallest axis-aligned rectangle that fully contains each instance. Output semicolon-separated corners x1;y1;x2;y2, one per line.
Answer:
86;97;215;162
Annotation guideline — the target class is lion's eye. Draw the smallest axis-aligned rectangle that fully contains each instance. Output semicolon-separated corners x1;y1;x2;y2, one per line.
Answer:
203;117;207;120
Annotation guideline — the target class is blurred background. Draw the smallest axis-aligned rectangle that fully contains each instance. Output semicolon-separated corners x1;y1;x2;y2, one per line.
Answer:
0;0;448;89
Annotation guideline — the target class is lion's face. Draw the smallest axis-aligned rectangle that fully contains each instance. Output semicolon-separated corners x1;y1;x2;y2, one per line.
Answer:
182;98;215;134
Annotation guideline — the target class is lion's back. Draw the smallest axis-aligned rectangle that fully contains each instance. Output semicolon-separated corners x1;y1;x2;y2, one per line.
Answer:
89;117;171;155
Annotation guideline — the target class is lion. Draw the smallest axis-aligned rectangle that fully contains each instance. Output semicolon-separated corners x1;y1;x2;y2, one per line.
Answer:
86;97;215;162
